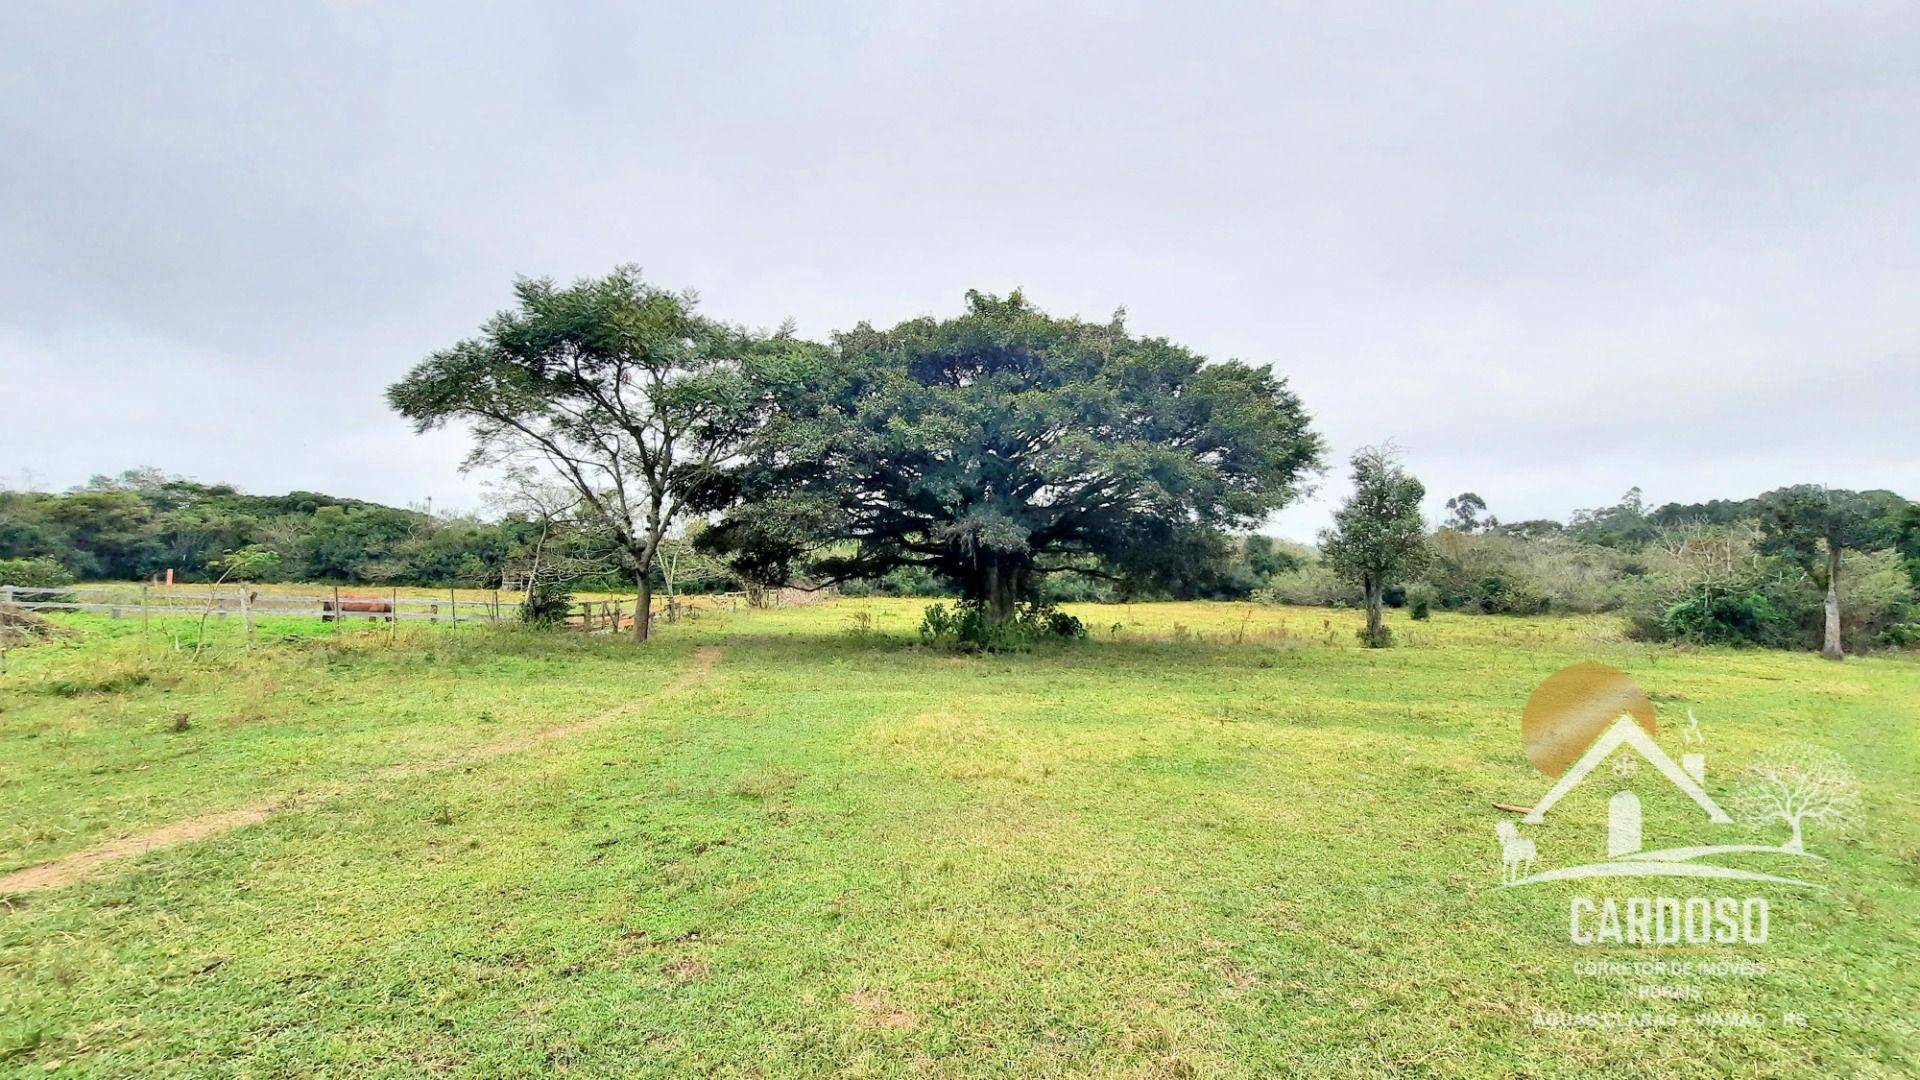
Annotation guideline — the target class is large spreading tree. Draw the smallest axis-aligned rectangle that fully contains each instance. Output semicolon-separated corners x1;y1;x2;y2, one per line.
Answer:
698;290;1323;620
388;268;774;641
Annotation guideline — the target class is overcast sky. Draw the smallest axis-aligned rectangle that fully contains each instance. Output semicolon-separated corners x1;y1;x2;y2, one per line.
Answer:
2;3;1915;539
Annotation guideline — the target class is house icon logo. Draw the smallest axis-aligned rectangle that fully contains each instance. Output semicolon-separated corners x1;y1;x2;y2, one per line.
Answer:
1496;662;1847;889
1525;711;1729;855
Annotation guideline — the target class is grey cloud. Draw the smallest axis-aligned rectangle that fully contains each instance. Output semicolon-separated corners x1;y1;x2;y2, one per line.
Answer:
2;2;1914;537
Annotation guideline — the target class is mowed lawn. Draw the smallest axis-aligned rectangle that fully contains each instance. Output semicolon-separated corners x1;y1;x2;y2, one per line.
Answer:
0;599;1915;1077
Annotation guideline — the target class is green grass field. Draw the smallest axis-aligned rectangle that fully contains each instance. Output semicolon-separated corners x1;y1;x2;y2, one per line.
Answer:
1;599;1915;1077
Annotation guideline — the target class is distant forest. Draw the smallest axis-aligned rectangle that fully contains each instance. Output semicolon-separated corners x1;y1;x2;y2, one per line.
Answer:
0;470;536;588
2;470;1916;652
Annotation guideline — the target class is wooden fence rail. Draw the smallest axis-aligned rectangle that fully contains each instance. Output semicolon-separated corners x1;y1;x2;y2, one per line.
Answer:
0;583;828;630
0;585;518;624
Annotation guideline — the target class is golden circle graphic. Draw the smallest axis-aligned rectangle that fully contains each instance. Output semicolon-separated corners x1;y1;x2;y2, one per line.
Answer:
1521;661;1655;777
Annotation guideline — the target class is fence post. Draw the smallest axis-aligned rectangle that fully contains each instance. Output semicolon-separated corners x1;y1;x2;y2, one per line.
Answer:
492;588;501;623
2;585;13;608
449;588;458;627
241;587;254;647
390;587;399;644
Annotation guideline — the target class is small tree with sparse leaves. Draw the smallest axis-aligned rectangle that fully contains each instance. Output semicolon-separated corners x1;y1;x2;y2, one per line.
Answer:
1320;446;1430;648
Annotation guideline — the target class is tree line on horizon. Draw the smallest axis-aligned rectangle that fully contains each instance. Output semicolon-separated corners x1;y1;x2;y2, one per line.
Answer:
2;467;1913;656
5;268;1916;657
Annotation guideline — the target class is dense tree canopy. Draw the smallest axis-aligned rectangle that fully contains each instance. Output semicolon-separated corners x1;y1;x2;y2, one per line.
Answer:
700;290;1324;620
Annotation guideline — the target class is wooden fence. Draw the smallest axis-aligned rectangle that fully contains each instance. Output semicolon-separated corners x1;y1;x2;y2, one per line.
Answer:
1;582;834;632
0;584;517;624
0;580;817;630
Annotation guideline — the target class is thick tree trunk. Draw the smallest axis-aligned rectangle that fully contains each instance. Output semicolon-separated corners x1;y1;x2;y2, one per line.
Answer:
1364;578;1385;647
1821;546;1843;661
635;572;653;643
975;558;1026;624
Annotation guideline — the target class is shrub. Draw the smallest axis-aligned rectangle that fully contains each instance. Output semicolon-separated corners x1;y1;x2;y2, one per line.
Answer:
840;565;950;597
1036;574;1115;604
1466;568;1551;615
1409;587;1433;621
520;580;575;625
1832;549;1920;650
1657;585;1795;647
0;556;74;588
1426;529;1627;614
1884;622;1920;648
919;599;1086;652
1264;560;1349;606
1626;548;1915;652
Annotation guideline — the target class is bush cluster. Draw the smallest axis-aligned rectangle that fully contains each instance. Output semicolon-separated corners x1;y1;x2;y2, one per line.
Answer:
1623;547;1916;650
519;580;577;625
0;556;76;588
1247;507;1918;653
1651;585;1794;647
919;599;1087;652
1408;587;1433;621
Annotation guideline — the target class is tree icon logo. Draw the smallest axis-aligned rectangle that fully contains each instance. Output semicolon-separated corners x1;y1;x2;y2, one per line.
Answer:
1727;742;1863;854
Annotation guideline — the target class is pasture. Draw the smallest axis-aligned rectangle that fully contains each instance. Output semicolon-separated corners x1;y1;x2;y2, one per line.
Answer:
1;599;1915;1077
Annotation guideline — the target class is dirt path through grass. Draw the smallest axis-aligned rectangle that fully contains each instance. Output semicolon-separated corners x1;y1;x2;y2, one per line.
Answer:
0;646;722;896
